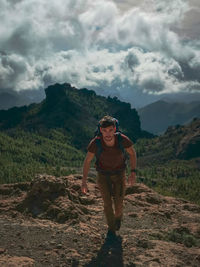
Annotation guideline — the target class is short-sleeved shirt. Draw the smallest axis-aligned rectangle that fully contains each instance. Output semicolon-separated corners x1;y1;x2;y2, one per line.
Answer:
87;133;133;171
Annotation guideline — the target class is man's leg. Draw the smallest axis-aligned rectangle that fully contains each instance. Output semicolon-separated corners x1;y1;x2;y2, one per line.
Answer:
97;172;116;233
112;171;126;230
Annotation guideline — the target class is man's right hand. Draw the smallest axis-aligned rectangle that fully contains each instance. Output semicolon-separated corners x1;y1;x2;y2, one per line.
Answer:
81;181;88;194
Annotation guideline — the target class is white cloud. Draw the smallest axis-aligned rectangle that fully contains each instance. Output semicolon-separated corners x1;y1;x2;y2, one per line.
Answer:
0;0;199;99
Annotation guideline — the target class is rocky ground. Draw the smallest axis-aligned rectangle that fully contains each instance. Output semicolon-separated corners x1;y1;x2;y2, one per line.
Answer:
0;173;200;267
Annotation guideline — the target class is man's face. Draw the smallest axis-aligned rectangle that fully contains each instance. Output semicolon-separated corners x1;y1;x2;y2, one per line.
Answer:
100;125;116;142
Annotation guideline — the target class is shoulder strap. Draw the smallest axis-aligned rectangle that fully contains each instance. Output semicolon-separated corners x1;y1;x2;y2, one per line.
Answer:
116;132;123;151
116;132;128;163
95;137;103;168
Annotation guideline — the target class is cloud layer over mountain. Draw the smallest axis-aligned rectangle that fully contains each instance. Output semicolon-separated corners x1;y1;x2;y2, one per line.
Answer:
0;0;200;104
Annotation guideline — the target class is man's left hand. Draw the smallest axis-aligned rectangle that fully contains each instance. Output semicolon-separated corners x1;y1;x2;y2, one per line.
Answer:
128;172;136;186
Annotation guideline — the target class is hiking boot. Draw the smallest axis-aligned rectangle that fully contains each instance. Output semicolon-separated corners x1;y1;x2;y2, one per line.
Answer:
106;230;117;242
115;218;121;231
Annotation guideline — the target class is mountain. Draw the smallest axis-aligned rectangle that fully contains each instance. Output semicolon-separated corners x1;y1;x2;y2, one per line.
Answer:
138;100;200;134
0;174;199;266
0;83;154;184
0;92;19;110
136;117;200;164
160;92;200;103
134;118;200;205
0;83;152;150
0;90;45;110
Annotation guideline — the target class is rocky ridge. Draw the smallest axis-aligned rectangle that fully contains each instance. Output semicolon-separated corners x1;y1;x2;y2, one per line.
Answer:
0;174;200;266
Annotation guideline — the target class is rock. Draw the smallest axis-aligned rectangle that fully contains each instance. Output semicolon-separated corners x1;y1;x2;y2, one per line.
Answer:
0;256;35;266
183;204;200;213
125;183;153;195
1;173;200;266
137;239;155;249
17;175;67;216
15;174;88;224
56;244;62;249
145;194;163;204
0;248;6;254
176;119;200;159
79;196;96;205
128;212;138;218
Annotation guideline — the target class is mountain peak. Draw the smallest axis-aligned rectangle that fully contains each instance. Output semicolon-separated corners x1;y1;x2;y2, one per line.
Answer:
45;83;73;101
138;100;200;135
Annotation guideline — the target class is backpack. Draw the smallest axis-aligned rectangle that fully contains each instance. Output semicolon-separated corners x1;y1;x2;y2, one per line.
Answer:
94;118;128;170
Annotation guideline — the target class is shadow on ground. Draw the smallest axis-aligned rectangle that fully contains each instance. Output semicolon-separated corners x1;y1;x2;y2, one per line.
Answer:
84;235;124;267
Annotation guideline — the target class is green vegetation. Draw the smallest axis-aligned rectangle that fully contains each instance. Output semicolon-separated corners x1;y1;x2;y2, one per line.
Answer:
166;228;199;247
0;129;84;184
150;227;200;247
132;160;200;205
135;126;200;205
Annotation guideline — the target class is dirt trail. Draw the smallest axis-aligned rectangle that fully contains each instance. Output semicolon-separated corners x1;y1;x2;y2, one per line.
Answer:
0;174;200;266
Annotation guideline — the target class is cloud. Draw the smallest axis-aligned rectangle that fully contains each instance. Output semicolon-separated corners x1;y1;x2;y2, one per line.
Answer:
0;0;200;102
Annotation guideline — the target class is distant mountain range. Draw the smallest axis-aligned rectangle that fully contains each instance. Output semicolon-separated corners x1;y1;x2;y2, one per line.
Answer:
0;90;45;110
138;100;200;135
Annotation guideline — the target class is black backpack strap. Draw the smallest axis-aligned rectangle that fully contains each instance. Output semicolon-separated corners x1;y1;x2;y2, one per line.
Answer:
93;124;102;138
95;137;103;168
116;133;128;165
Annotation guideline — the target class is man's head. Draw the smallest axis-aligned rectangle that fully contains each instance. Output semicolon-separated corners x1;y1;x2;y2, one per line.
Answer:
99;115;116;142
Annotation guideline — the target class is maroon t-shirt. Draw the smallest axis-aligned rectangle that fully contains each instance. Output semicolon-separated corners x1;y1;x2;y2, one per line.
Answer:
87;133;133;171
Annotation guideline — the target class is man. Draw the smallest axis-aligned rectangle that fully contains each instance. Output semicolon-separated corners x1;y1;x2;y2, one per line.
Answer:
81;115;137;240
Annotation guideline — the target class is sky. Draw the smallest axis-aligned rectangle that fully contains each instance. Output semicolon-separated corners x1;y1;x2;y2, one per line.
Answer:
0;0;200;108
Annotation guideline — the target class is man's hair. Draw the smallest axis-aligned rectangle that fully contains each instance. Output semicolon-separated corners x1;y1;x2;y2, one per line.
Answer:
99;115;116;128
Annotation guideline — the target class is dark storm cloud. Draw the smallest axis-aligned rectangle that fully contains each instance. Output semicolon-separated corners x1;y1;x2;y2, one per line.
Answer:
0;0;199;99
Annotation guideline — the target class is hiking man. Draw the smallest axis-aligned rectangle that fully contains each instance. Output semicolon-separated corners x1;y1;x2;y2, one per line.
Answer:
81;115;137;239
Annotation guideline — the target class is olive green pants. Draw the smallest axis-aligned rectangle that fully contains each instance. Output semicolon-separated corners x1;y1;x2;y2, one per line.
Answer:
97;171;126;232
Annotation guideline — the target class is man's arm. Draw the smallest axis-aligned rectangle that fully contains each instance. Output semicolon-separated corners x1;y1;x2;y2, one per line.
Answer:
125;145;137;185
81;151;95;194
125;145;137;170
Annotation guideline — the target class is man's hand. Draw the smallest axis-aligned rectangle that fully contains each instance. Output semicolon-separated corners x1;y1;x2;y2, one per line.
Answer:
128;172;136;186
125;145;137;186
81;151;94;194
81;181;88;194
